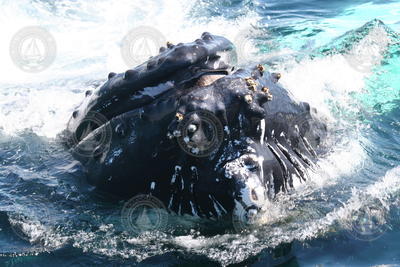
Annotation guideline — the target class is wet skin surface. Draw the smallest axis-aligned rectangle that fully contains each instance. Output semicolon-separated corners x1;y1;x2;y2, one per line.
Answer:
62;33;328;219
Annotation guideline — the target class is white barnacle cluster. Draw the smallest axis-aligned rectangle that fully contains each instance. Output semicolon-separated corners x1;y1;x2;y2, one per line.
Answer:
224;154;261;180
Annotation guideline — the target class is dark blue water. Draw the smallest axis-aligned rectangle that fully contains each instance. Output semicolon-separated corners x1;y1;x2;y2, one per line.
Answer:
0;0;399;266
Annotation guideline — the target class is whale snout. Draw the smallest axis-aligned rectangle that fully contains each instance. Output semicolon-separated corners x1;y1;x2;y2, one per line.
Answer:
224;153;269;223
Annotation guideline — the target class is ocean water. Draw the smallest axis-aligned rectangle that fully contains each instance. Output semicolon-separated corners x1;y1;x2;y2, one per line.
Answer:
0;0;399;266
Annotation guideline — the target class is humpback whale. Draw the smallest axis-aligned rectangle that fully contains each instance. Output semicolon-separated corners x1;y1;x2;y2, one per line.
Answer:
62;32;328;221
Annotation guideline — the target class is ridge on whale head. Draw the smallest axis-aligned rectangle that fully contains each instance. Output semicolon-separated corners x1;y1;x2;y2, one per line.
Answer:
62;32;328;222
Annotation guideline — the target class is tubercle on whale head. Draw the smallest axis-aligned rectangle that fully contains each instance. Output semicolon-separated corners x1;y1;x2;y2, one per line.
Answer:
63;33;237;149
166;64;275;157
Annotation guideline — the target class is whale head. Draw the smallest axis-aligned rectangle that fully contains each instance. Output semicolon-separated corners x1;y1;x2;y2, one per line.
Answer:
61;33;328;224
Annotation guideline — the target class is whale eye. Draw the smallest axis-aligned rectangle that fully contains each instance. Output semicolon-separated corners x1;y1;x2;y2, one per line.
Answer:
251;188;258;201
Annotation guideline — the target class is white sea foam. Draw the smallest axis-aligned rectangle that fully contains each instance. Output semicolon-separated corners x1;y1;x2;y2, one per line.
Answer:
0;0;259;138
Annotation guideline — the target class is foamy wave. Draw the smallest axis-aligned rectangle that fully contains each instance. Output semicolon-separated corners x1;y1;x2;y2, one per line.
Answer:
0;0;260;137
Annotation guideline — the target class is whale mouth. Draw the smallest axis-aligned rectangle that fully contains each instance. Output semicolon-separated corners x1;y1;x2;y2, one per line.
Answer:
196;74;226;87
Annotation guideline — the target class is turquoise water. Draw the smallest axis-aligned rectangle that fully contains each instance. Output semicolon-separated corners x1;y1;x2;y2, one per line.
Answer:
0;0;399;266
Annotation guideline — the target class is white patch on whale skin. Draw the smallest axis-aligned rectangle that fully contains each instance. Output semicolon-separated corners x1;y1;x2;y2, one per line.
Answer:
128;129;137;145
150;181;156;190
246;138;255;144
258;155;265;186
241;174;266;209
213;59;220;69
276;141;307;182
267;144;289;180
260;119;266;145
247;146;256;153
168;195;174;209
189;201;199;217
138;81;174;99
291;173;302;188
302;136;317;156
257;120;266;192
224;154;267;211
212;196;227;214
171;165;182;184
209;195;227;216
190;166;198;185
267;171;275;199
238;113;244;129
105;148;123;165
209;195;221;217
224;126;230;135
277;142;306;182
